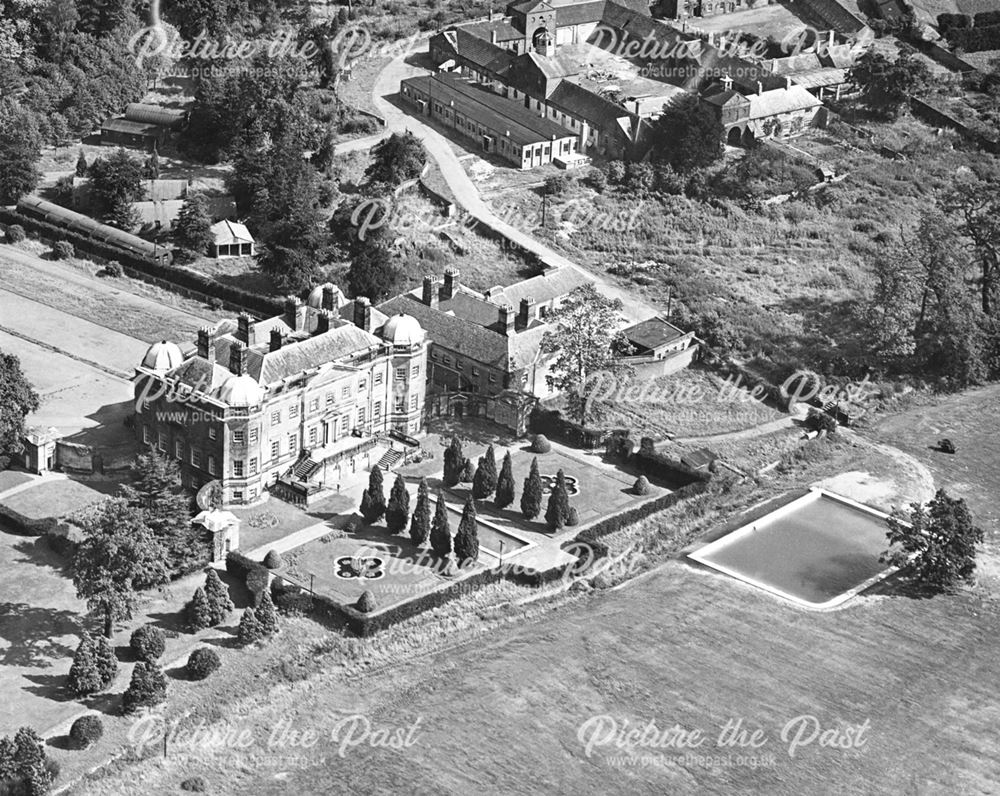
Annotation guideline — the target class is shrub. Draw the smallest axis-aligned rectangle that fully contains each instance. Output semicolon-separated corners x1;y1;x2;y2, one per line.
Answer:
633;475;650;496
203;569;234;625
256;588;279;636
101;262;123;277
263;549;283;569
122;662;167;713
207;296;224;310
68;635;102;696
186;648;221;681
459;459;476;483
566;506;580;526
6;224;25;243
69;715;103;749
531;434;551;454
357;590;377;613
805;408;838;434
938;438;956;454
543;174;570;196
52;241;74;260
521;457;543;519
129;625;165;663
94;635;119;688
583;167;607;193
544;469;571;530
180;776;208;792
237;607;263;645
359;467;386;524
186;586;213;631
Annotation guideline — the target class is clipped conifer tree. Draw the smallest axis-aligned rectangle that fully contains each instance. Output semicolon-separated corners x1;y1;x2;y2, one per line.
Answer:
68;634;102;696
256;589;279;636
385;473;410;534
521;457;543;519
94;634;119;688
185;586;213;632
409;477;431;546
494;451;515;509
453;497;480;566
204;568;235;625
430;491;452;559
237;607;264;646
545;468;571;531
360;466;387;523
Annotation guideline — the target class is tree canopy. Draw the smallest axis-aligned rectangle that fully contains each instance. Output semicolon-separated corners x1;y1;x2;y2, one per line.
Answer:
651;94;724;173
847;48;932;118
0;351;39;468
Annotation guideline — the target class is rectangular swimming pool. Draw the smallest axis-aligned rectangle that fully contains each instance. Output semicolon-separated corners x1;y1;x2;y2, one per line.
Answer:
688;489;898;609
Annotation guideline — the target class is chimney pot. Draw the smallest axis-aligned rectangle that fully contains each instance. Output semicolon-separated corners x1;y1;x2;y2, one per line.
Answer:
316;310;333;335
284;296;302;331
500;304;516;335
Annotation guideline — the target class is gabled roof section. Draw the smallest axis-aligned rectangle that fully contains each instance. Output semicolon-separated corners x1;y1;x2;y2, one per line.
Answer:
491;267;592;308
746;85;822;119
547;79;635;130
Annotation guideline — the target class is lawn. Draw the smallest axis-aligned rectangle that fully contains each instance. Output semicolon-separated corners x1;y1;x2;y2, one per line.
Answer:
0;479;115;523
570;365;787;441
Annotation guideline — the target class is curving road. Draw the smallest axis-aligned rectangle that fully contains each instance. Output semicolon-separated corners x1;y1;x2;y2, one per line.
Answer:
364;49;662;324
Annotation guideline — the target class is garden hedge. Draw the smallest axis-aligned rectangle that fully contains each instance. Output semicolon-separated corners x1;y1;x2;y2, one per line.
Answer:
529;407;622;450
0;208;283;317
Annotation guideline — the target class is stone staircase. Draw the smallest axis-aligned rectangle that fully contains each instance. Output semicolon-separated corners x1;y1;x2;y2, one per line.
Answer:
375;447;403;471
289;452;321;482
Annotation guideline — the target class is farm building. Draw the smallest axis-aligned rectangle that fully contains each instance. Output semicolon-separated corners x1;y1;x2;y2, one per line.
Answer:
400;73;579;169
100;118;168;151
124;103;190;130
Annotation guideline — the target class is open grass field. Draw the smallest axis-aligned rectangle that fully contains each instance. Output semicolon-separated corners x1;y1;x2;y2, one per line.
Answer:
62;553;1000;795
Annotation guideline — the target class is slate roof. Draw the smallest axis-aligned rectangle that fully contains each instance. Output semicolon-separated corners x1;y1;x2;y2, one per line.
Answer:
378;293;512;368
547;79;634;129
210;219;254;245
623;316;688;351
491;267;591;307
463;18;523;42
746;85;822;119
432;28;517;73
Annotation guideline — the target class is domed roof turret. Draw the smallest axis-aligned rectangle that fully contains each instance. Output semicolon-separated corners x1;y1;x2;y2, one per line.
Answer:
380;313;424;345
141;340;184;372
218;374;262;407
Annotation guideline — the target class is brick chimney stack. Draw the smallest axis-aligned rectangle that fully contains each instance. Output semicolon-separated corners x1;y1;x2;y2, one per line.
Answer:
269;328;283;352
500;304;516;336
316;310;334;335
442;268;460;300
197;327;215;361
518;297;535;328
237;312;255;346
229;340;248;375
422;275;439;308
284;296;302;331
322;284;336;311
354;297;372;333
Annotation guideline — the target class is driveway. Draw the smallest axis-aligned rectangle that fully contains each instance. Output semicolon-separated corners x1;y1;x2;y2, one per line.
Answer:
369;52;661;324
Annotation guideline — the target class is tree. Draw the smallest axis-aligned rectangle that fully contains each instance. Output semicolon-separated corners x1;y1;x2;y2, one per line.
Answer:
410;477;432;546
385;473;410;534
847;48;932;118
174;194;214;254
494;451;515;509
203;568;234;625
68;634;103;696
129;625;165;663
93;635;118;687
360;466;387;524
453;497;479;566
521;457;543;519
255;588;279;636
75;148;88;177
881;489;984;592
259;242;321;294
3;727;52;796
347;228;404;302
443;437;467;488
540;284;632;423
88;148;145;219
944;172;1000;316
472;444;498;499
545;469;571;531
0;102;42;204
185;586;212;632
122;662;167;714
365;132;426;188
651;94;724;172
0;351;40;468
237;607;263;645
429;491;452;559
119;449;199;576
144;149;160;180
72;498;168;637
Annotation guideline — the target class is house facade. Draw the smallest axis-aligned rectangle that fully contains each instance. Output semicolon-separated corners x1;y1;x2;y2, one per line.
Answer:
133;288;427;506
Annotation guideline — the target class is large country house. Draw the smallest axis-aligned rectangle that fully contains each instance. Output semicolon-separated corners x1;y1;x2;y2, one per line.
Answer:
133;287;427;506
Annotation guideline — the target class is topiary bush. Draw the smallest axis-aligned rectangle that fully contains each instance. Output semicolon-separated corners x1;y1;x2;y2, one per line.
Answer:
531;434;551;454
186;648;221;681
633;475;650;496
357;590;377;613
52;241;75;260
69;715;103;749
566;506;580;526
101;262;123;277
130;625;165;663
6;224;25;243
263;549;283;569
